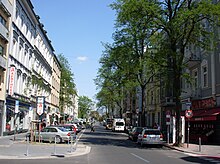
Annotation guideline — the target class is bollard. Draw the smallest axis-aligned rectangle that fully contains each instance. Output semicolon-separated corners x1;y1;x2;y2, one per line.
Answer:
53;136;57;155
25;136;29;156
70;136;73;153
199;137;202;152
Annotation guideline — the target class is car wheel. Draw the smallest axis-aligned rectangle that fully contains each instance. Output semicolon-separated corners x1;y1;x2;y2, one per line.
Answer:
55;136;62;143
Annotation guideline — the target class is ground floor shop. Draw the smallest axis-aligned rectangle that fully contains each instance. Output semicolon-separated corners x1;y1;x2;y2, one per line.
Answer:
185;108;220;144
4;97;31;135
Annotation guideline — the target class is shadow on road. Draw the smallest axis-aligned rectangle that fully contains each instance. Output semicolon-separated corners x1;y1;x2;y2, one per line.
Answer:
180;156;211;164
80;125;165;150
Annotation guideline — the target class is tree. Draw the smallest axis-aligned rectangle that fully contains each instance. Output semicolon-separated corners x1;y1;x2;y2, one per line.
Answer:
90;111;100;121
110;0;161;126
57;54;77;115
110;0;220;145
78;96;94;119
96;41;141;118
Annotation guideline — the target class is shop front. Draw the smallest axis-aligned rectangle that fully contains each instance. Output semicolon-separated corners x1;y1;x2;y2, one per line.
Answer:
185;107;220;144
5;97;31;135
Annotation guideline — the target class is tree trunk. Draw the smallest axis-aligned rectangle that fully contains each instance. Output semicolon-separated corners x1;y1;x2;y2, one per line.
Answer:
173;67;182;146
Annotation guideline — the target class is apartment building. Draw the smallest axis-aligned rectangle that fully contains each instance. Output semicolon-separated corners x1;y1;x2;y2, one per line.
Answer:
5;0;38;133
0;0;13;135
3;0;58;135
49;53;61;125
180;39;220;144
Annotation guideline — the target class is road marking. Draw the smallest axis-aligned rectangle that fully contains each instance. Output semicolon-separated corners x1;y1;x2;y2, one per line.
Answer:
131;153;150;163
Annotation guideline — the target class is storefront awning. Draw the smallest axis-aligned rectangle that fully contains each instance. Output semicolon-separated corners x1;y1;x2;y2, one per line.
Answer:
185;108;220;122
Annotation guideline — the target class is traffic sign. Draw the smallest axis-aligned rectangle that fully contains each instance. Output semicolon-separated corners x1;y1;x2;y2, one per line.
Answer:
185;109;193;118
166;110;171;125
37;96;45;116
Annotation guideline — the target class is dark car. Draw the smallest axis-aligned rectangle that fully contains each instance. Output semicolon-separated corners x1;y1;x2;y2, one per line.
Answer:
128;127;147;141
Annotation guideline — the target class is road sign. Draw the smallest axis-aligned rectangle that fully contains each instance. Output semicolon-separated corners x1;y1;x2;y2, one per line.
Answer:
166;110;171;125
37;96;45;116
185;109;193;118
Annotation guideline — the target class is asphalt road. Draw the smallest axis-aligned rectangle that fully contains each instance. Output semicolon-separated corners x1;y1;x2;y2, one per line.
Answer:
0;124;219;164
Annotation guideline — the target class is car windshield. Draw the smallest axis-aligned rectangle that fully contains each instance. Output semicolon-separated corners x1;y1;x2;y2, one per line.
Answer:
62;126;72;131
58;127;69;132
144;130;161;135
136;127;144;132
116;122;124;126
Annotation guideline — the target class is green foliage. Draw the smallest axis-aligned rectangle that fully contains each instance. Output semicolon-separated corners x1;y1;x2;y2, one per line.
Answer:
57;54;77;113
103;0;220;144
90;111;100;120
78;96;94;118
31;74;51;93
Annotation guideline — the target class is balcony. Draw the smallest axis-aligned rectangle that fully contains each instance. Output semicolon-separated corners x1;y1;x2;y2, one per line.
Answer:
0;0;13;15
161;97;176;107
185;53;201;68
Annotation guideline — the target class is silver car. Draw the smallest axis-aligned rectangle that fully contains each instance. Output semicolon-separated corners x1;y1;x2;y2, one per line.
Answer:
137;129;164;147
35;126;72;143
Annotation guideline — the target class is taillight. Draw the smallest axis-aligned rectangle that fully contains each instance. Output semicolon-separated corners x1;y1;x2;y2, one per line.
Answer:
67;132;71;136
143;134;147;138
160;134;163;140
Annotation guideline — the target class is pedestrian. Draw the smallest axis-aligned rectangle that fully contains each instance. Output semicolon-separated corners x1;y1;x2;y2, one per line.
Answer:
91;123;95;132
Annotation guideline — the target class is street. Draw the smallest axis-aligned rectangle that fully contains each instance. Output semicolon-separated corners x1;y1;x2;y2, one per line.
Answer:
0;124;219;164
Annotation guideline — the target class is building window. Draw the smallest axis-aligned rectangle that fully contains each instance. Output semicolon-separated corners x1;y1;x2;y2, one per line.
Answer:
202;66;208;88
0;15;6;27
151;91;154;104
0;45;4;56
192;69;198;89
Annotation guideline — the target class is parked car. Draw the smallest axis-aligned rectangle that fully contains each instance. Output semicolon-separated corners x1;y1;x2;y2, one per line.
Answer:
27;126;73;143
128;127;148;141
56;124;80;134
137;129;164;147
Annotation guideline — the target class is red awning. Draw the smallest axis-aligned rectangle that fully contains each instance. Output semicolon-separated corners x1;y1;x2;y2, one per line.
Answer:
185;108;220;122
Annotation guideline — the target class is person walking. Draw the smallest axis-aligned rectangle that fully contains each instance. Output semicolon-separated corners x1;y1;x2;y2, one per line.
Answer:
91;123;95;132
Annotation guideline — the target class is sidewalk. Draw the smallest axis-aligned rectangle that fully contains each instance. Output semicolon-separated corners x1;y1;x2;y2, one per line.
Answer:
0;133;91;159
164;142;220;159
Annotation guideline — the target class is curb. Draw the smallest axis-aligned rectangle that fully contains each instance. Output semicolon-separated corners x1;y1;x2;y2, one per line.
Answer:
0;145;91;159
163;144;220;159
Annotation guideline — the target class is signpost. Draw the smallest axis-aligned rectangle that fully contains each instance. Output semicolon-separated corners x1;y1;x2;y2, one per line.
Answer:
36;96;45;143
185;109;193;148
166;110;171;144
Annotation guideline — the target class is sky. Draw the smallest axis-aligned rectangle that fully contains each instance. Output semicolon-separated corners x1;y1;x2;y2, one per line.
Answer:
31;0;116;101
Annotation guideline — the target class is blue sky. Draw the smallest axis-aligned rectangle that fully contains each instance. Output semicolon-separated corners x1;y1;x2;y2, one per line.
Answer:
31;0;116;101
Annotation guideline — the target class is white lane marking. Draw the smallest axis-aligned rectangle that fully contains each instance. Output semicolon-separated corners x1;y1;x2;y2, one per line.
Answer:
131;153;150;163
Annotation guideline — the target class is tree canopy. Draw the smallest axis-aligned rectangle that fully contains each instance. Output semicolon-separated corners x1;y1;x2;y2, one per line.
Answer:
78;96;94;119
57;54;77;113
96;0;220;145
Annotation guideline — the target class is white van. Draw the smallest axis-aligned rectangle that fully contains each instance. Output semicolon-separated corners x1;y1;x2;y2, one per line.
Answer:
112;118;125;132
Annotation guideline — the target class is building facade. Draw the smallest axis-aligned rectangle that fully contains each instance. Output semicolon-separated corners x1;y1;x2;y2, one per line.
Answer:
0;0;13;135
49;53;61;125
2;0;60;135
